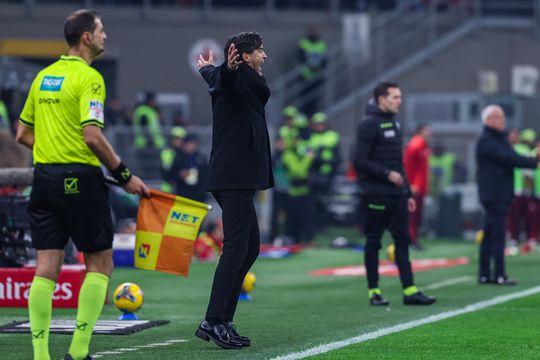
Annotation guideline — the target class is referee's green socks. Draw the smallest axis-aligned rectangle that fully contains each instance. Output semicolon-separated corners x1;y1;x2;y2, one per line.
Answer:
368;288;382;298
28;276;55;360
403;285;419;296
68;272;109;360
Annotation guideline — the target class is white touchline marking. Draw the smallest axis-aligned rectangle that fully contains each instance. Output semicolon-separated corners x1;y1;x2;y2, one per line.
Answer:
91;339;188;358
423;275;473;290
270;285;540;360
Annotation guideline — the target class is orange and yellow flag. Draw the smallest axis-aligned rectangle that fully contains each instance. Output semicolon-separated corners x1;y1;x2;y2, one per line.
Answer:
135;189;210;276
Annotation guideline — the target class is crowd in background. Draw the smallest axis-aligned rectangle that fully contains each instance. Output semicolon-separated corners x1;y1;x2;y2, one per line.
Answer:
1;17;538;264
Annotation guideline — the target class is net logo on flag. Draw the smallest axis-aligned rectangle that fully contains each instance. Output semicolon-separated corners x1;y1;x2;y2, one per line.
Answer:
170;211;201;227
135;189;210;276
138;244;151;259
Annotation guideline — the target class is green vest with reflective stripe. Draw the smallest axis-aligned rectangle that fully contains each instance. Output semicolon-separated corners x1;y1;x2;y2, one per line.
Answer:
160;147;176;171
298;38;327;80
0;100;9;128
309;130;340;175
513;143;534;194
160;147;177;193
282;148;314;197
133;104;165;149
279;125;299;149
429;153;456;196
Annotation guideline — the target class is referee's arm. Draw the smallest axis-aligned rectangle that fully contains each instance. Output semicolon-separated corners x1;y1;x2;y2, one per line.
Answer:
83;125;150;197
16;122;34;149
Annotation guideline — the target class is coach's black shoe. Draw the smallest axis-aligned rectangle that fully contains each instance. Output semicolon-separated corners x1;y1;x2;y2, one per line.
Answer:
479;276;492;284
494;276;517;286
369;294;390;306
225;322;251;346
403;292;436;305
64;354;92;360
195;320;243;350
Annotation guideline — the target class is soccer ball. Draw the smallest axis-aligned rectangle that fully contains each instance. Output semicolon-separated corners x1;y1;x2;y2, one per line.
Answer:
386;244;395;262
113;283;144;313
242;272;256;293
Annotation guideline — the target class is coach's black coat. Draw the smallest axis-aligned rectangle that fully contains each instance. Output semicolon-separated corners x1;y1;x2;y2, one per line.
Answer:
199;63;274;191
476;125;537;205
353;102;411;196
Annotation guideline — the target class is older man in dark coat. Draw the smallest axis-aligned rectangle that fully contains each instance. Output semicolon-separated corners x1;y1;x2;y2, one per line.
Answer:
476;105;538;285
195;32;273;350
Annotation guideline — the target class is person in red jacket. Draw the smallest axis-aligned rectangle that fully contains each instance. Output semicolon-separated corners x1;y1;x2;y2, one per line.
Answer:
404;124;431;249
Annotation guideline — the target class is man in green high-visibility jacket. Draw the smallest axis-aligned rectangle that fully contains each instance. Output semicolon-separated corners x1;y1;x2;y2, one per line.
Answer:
0;98;10;131
429;143;456;199
297;27;327;116
282;137;315;244
308;112;340;230
160;126;187;193
132;91;165;150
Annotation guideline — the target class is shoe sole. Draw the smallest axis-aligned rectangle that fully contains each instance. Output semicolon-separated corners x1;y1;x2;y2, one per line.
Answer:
403;300;437;305
195;329;243;350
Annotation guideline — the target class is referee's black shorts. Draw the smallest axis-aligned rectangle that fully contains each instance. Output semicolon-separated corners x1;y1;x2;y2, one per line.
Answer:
28;164;114;253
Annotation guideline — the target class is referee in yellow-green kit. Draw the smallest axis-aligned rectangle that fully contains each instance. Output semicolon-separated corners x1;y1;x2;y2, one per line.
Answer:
16;9;149;360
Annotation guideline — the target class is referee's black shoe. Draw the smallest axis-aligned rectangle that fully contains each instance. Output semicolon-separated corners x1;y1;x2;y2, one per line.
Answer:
403;292;436;305
195;320;243;349
369;293;390;306
64;354;91;360
225;322;250;346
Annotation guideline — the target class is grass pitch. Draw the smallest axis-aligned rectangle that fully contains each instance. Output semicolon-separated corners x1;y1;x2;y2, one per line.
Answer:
1;229;539;360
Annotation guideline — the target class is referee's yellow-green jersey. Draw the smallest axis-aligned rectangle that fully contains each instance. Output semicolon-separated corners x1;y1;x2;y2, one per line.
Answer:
19;55;106;166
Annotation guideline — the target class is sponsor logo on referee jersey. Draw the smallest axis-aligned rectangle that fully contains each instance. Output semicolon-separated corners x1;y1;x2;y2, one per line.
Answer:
89;100;104;122
40;76;64;92
39;98;60;104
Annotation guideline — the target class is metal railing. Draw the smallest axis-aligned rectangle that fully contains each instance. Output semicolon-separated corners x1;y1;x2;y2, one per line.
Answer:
268;0;540;125
106;124;212;180
268;0;477;123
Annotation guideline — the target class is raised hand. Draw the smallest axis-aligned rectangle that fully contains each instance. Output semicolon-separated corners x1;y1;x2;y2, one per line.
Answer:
227;43;241;71
197;50;214;69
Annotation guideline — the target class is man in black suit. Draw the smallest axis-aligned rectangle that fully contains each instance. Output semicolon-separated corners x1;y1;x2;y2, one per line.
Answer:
476;105;539;285
195;32;273;350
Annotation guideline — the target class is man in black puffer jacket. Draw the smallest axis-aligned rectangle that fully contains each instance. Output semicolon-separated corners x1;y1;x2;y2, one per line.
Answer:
476;105;538;286
354;82;435;307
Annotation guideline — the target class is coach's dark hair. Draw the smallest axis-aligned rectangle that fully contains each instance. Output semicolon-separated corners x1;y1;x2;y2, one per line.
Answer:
64;9;101;47
374;82;399;104
224;32;263;60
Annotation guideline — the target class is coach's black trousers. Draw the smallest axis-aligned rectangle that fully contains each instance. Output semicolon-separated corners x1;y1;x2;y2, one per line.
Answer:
480;202;508;279
363;195;414;289
205;190;260;323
